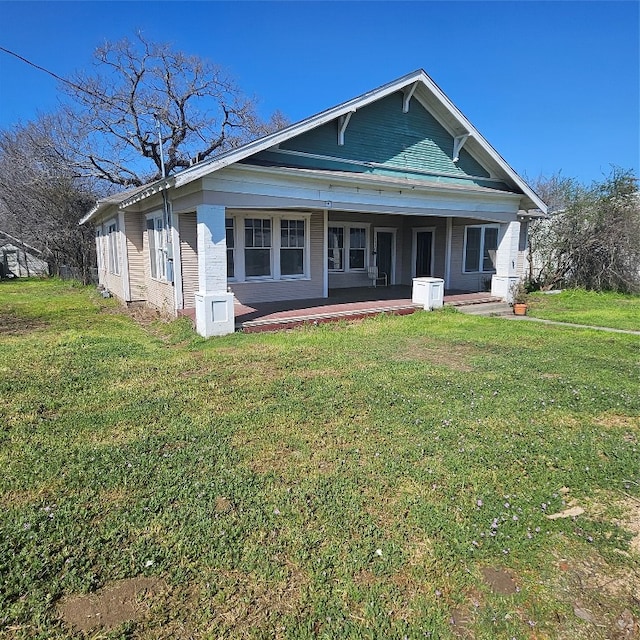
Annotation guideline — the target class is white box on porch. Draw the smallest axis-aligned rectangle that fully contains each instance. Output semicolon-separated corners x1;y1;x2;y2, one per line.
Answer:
412;277;444;310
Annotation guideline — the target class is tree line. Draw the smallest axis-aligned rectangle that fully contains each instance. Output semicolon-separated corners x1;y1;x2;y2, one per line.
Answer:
0;33;286;283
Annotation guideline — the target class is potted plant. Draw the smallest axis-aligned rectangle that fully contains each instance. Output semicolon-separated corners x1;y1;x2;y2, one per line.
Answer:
510;281;529;316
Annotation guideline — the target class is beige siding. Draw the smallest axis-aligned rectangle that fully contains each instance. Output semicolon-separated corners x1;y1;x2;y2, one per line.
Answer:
230;210;324;304
126;212;146;301
97;219;126;301
180;213;199;309
141;220;176;314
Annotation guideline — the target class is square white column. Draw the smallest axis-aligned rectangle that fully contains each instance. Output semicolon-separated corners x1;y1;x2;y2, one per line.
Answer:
491;220;521;301
195;204;234;337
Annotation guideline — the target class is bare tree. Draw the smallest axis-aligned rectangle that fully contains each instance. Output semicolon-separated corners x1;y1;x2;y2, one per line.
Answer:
57;33;287;187
528;168;640;293
0;119;97;283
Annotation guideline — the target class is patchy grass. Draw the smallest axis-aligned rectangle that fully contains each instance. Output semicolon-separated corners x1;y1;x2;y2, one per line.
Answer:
528;289;640;331
1;279;639;639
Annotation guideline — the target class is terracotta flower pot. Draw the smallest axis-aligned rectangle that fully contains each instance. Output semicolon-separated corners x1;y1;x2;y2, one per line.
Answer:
513;303;527;316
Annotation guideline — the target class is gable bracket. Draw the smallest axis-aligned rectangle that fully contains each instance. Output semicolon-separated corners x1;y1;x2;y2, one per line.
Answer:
337;110;355;146
402;82;418;113
453;134;470;163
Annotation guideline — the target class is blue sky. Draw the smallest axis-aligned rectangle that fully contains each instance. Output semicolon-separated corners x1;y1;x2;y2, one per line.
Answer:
0;1;638;184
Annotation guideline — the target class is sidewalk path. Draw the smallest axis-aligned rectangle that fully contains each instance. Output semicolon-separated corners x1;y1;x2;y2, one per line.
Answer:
508;315;640;336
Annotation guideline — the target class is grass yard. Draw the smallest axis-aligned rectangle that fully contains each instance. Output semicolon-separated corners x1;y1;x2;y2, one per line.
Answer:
527;289;640;332
1;279;639;639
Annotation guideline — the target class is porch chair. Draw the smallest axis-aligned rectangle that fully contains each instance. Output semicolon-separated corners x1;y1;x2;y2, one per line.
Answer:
368;265;388;288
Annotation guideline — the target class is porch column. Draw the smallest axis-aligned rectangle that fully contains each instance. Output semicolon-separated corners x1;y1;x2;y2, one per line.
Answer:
194;204;235;337
491;220;521;301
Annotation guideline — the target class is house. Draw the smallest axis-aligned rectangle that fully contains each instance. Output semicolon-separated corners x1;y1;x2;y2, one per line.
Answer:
81;69;546;336
0;232;49;278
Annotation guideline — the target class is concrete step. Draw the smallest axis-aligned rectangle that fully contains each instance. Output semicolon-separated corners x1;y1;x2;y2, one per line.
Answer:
456;301;513;316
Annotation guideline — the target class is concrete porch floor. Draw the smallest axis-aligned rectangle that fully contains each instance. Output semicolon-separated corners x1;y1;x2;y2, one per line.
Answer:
235;286;499;332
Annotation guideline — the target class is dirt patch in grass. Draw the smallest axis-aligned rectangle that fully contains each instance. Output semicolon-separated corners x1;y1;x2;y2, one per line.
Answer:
0;311;48;336
480;566;519;595
551;549;640;639
56;576;163;632
392;339;479;371
594;414;640;430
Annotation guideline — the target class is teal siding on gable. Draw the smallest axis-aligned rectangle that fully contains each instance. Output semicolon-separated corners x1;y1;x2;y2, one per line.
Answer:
278;92;490;179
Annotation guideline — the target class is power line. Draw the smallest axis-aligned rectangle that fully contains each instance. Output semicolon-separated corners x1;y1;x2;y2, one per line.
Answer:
0;45;117;108
0;45;85;93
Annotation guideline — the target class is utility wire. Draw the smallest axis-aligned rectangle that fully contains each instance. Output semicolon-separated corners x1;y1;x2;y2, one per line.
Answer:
0;45;117;108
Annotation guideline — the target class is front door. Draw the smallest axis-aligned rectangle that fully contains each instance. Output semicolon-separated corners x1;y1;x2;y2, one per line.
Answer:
374;229;395;284
415;230;433;277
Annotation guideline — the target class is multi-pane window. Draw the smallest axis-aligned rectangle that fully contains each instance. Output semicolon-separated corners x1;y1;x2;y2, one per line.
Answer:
107;221;119;275
280;219;305;276
328;225;368;271
349;227;366;270
244;218;271;277
327;227;344;271
95;229;104;271
464;224;499;273
147;215;167;280
225;217;235;278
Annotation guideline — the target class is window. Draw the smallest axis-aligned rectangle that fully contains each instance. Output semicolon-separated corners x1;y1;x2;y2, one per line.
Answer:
107;220;119;275
244;218;271;277
147;214;168;280
328;225;368;272
226;218;235;278
349;227;366;270
225;214;308;281
464;224;499;273
327;227;344;271
95;229;104;271
280;219;305;276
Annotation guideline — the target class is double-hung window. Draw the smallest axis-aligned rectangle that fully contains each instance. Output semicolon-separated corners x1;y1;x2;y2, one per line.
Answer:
225;214;308;281
463;224;499;273
280;219;305;276
349;228;366;269
147;214;168;280
328;225;368;272
107;220;120;275
327;227;344;271
95;229;104;271
226;218;235;279
244;218;272;277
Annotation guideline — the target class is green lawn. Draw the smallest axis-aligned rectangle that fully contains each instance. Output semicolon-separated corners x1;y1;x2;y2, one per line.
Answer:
527;289;640;331
1;279;639;639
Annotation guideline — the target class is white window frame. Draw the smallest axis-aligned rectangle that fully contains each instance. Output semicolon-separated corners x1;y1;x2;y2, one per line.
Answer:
244;217;273;280
226;212;311;282
106;218;120;276
463;224;499;274
95;228;104;272
327;223;370;273
146;212;169;281
225;217;236;281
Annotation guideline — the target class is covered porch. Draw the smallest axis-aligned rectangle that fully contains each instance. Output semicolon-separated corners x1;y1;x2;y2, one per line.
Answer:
235;286;499;332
